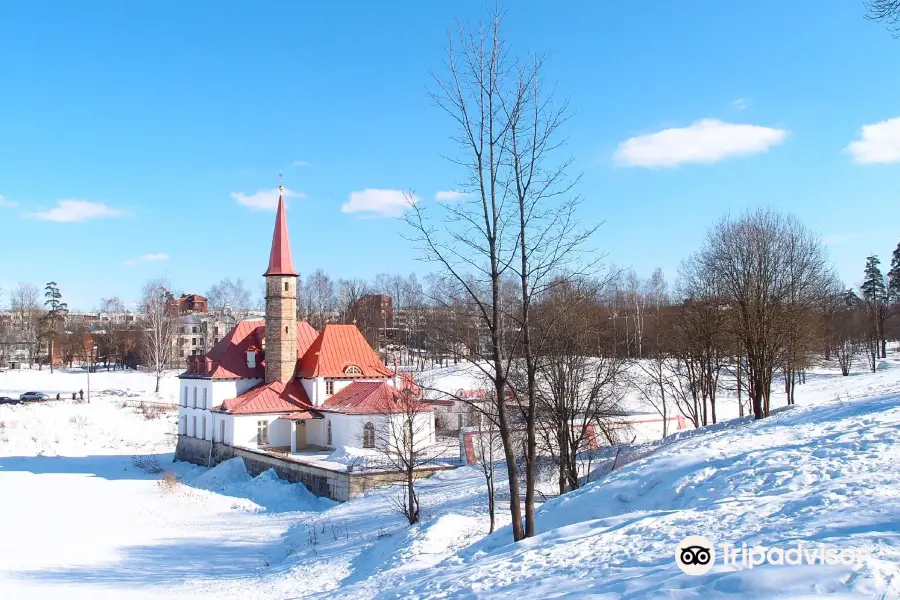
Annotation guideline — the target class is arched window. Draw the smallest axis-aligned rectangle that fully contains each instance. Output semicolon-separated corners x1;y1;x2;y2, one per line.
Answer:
326;420;333;446
363;422;375;448
344;365;362;375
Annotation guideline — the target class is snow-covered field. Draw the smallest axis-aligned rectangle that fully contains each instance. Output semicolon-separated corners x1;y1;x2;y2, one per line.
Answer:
2;357;900;599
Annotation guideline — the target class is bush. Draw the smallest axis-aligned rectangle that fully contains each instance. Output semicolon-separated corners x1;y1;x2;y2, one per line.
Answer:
134;401;169;420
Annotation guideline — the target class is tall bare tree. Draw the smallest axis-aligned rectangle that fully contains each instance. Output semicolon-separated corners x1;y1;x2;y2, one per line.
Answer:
140;278;176;393
9;283;44;368
693;209;832;419
303;269;337;330
206;278;252;316
406;8;525;539
408;7;597;539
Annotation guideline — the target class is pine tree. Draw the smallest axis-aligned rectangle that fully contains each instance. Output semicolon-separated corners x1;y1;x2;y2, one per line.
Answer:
860;256;887;359
43;281;68;373
888;240;900;305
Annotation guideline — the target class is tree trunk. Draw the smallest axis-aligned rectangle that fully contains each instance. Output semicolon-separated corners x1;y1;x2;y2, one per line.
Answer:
487;473;495;533
751;373;765;420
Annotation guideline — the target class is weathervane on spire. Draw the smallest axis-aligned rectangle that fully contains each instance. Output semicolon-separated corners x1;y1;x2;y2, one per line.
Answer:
278;170;284;192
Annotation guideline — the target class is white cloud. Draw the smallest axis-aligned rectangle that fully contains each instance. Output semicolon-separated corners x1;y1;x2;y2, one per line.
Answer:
435;190;471;201
613;118;788;168
731;98;748;110
341;189;416;218
26;199;131;222
292;160;312;168
0;194;16;208
123;253;170;267
845;117;900;164
231;187;304;211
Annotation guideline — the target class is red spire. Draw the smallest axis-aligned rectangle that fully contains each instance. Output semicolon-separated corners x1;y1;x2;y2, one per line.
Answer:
264;190;298;277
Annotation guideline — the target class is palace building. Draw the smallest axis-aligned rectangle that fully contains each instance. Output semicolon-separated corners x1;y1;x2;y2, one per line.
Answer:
176;185;433;455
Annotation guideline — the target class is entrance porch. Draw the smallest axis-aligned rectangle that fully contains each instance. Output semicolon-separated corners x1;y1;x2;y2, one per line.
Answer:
286;410;325;453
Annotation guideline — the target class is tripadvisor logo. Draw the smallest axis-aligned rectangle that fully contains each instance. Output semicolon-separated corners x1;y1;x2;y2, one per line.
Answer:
675;536;716;576
675;536;867;575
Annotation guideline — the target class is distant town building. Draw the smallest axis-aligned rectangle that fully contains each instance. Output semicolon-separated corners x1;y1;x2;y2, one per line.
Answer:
168;294;208;316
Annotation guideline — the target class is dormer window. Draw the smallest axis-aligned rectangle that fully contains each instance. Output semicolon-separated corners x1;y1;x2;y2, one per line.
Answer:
246;349;257;368
344;365;362;375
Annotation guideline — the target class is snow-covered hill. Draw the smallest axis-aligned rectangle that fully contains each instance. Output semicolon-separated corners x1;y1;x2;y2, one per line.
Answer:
1;359;899;599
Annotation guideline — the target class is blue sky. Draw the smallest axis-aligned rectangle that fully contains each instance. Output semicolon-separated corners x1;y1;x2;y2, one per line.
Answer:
1;1;899;310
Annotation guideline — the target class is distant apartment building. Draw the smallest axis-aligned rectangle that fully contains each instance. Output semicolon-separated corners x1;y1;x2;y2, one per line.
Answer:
168;294;208;316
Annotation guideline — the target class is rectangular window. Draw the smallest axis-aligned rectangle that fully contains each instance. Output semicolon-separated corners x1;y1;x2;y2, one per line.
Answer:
192;326;198;334
192;416;197;437
220;421;226;444
257;420;269;445
203;388;208;409
192;387;197;408
326;380;334;396
202;417;206;440
182;386;188;407
180;416;186;434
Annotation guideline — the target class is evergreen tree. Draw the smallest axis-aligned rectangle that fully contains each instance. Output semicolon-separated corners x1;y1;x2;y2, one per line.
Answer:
888;240;900;304
43;281;68;373
860;256;887;359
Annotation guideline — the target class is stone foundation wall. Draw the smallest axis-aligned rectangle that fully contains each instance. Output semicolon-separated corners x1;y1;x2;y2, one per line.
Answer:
174;436;452;502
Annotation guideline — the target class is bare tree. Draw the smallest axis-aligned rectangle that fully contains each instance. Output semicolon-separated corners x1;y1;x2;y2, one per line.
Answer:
408;8;598;539
303;269;337;330
406;8;526;539
867;0;900;34
470;392;503;533
530;283;629;494
370;389;446;526
206;278;252;315
630;269;672;437
338;278;369;323
834;290;866;376
140;278;176;393
9;283;44;368
693;209;832;419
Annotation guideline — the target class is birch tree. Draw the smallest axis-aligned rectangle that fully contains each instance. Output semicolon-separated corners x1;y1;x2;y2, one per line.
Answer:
140;278;176;393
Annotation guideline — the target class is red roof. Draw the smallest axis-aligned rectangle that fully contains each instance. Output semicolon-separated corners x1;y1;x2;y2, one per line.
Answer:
264;192;298;277
297;324;392;379
187;319;318;380
322;381;430;414
221;379;313;415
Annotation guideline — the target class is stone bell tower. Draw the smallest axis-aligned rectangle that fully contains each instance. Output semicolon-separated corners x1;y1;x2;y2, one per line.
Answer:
263;183;299;384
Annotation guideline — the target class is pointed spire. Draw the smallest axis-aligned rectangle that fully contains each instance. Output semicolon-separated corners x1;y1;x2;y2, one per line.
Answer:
264;182;298;277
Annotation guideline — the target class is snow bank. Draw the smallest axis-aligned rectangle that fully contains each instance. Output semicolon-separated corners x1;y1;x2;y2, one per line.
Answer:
326;446;380;470
182;457;336;514
384;360;900;599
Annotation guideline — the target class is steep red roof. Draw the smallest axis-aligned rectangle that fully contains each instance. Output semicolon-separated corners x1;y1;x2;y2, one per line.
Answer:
321;381;430;414
264;192;298;277
183;319;318;380
297;324;392;379
221;379;313;415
